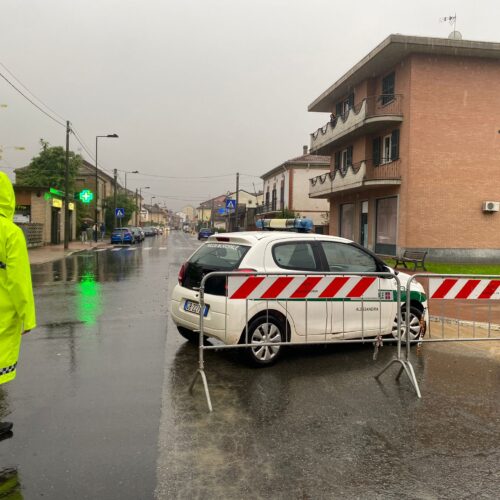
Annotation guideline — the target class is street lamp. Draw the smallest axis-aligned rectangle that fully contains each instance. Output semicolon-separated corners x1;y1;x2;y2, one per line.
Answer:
95;133;119;242
124;170;139;192
138;186;150;227
150;196;156;224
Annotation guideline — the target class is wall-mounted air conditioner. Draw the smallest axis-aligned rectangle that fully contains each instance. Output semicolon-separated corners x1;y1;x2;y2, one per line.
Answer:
482;201;500;212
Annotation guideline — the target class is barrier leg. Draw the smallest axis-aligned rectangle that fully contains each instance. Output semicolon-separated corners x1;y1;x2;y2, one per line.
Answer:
188;369;213;412
404;360;421;398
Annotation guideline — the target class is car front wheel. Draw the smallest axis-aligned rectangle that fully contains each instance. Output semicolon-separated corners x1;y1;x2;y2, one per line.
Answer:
391;305;423;341
242;316;285;366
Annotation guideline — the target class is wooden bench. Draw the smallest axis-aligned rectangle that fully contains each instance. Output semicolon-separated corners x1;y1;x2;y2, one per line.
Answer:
394;250;428;271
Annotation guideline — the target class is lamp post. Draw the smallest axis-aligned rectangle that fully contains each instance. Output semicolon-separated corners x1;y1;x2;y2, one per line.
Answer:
124;170;139;193
138;186;150;227
150;196;156;224
95;134;118;242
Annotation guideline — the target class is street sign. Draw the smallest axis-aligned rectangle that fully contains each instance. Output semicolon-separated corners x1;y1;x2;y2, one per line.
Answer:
50;187;65;197
226;199;236;210
218;207;227;215
79;189;94;204
115;208;125;219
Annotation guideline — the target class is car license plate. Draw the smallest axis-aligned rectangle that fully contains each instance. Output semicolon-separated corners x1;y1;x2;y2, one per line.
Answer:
184;300;209;316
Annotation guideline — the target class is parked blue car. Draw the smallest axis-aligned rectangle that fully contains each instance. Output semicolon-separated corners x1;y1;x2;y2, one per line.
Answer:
111;228;134;244
198;228;215;240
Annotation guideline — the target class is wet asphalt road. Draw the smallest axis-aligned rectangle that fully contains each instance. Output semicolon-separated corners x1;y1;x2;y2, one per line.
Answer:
1;231;499;499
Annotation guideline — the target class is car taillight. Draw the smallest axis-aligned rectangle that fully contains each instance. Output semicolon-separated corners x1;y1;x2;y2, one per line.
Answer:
178;262;187;285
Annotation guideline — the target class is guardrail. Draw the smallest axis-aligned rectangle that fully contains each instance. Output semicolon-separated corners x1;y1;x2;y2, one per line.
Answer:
189;270;405;411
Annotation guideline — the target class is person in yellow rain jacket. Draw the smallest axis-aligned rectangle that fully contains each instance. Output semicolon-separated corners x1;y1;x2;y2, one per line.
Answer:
0;172;36;438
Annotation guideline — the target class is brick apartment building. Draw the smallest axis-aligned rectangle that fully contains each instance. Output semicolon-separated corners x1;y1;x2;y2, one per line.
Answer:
308;34;500;262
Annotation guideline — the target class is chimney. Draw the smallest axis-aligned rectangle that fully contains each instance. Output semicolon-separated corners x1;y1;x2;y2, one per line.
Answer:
303;145;308;155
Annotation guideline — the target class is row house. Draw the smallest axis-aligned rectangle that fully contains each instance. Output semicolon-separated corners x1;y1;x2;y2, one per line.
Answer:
308;34;500;262
259;147;330;232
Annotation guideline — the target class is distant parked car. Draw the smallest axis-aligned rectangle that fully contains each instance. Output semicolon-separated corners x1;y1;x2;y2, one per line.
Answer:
198;228;215;240
111;228;134;244
143;226;155;236
130;227;144;243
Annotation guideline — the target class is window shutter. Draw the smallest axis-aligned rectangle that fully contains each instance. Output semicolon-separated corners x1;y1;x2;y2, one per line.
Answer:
347;145;353;166
372;137;381;166
391;129;400;160
334;151;341;169
348;93;354;108
335;102;343;116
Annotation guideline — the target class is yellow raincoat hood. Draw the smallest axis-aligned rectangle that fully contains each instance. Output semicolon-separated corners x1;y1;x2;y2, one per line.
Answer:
0;172;15;221
0;171;36;385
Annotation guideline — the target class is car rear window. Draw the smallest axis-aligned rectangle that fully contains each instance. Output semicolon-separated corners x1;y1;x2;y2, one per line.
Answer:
183;243;250;294
189;243;249;269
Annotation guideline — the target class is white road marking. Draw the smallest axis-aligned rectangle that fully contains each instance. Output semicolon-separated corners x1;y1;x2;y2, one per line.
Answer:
127;247;137;251
159;247;167;250
95;248;107;252
111;248;122;252
143;247;152;250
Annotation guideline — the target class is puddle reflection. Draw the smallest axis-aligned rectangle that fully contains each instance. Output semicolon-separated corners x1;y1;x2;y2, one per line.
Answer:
0;467;22;499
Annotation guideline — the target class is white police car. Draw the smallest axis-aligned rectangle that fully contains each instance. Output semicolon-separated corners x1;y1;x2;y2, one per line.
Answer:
171;232;427;365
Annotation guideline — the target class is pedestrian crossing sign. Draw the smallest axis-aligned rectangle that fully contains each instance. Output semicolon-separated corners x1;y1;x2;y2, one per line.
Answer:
226;199;236;210
115;208;125;218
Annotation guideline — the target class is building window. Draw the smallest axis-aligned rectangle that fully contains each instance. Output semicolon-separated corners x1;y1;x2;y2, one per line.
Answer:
335;93;354;117
381;72;395;105
265;190;270;209
271;185;277;211
339;203;355;240
335;145;353;172
373;129;399;165
375;197;397;255
280;180;285;210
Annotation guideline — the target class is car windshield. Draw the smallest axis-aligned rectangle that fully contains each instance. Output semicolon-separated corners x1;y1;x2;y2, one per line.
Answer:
114;228;129;233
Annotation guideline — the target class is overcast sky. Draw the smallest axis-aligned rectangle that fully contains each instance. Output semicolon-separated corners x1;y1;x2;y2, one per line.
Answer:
0;0;498;210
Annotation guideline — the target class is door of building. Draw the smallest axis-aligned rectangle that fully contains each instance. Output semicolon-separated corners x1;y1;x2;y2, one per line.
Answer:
51;207;61;244
360;201;368;247
375;197;397;255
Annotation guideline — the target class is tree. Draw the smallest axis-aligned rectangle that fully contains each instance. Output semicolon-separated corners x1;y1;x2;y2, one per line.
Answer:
103;193;137;231
16;139;82;191
275;208;297;219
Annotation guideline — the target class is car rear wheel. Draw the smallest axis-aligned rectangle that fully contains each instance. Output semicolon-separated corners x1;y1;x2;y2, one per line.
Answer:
242;315;285;367
391;305;423;341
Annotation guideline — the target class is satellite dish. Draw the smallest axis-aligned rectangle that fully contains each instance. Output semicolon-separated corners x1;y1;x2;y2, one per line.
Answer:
448;30;462;40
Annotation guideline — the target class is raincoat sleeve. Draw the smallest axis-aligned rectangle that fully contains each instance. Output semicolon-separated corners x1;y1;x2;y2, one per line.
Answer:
5;227;36;331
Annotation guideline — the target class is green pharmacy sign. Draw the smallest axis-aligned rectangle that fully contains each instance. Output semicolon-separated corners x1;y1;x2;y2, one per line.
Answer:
79;189;94;204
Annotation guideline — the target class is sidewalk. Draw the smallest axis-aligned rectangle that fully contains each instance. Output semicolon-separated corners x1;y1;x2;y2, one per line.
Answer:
28;240;110;265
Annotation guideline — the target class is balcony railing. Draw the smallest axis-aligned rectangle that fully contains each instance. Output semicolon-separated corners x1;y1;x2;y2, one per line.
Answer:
309;158;401;197
310;94;403;153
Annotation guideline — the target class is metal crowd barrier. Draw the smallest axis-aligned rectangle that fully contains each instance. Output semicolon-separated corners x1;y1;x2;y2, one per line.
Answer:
189;271;404;411
376;273;500;398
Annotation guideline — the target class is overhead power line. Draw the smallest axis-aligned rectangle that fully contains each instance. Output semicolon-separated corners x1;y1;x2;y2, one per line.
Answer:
0;61;67;123
0;68;66;128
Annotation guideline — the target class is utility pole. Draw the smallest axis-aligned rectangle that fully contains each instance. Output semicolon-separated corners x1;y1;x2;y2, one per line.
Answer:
211;198;214;229
113;168;117;230
135;188;138;226
64;120;71;249
235;172;240;231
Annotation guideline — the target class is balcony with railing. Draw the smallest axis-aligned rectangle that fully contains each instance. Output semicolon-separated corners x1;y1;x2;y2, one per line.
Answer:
309;158;401;198
310;94;403;154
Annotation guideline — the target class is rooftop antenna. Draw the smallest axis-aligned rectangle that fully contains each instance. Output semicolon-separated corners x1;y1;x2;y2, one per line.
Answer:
440;13;462;40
